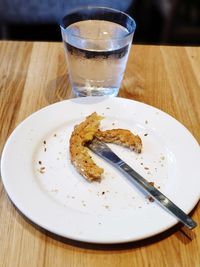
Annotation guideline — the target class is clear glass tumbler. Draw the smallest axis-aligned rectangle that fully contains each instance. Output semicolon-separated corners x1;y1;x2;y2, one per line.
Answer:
60;6;136;97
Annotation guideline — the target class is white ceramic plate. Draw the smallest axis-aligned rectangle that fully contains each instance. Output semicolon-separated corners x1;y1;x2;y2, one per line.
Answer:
1;97;200;244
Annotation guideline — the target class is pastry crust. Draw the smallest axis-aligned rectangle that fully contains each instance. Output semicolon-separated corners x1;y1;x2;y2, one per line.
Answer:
69;112;104;181
96;129;142;153
69;112;142;181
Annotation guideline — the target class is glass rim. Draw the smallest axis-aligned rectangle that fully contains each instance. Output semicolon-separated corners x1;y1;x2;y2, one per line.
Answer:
60;6;136;41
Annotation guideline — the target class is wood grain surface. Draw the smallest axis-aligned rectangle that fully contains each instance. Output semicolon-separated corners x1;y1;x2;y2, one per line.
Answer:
0;41;200;267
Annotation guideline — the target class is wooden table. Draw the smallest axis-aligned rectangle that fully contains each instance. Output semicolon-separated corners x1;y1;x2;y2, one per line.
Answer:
0;41;200;267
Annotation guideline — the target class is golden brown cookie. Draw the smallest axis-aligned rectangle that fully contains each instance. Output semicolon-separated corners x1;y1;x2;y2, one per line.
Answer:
96;129;142;153
69;112;104;181
69;112;142;181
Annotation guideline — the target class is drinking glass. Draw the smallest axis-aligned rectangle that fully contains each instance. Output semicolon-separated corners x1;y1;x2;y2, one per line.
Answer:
60;6;136;97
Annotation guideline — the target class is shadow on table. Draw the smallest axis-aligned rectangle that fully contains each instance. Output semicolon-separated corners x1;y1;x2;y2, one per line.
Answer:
45;75;73;104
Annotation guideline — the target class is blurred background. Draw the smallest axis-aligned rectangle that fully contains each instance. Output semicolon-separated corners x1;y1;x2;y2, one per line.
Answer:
0;0;199;45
